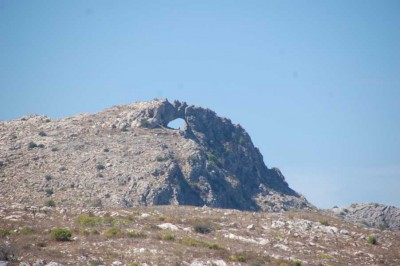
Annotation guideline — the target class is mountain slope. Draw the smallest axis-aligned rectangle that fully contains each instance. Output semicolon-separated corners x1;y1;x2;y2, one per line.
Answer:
0;99;311;211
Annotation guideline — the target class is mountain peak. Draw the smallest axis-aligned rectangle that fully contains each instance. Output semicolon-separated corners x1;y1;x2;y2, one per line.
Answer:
0;100;312;211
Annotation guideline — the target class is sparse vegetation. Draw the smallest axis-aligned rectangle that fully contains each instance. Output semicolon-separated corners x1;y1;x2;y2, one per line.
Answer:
0;229;11;237
38;131;47;136
96;164;105;170
103;148;110;152
20;227;34;235
140;118;150;127
368;235;377;245
44;199;56;207
181;237;220;249
228;254;246;262
319;220;330;226
127;230;146;238
156;155;169;162
45;174;53;181
193;222;213;234
51;228;72;241
160;232;175;241
37;143;45;148
28;141;38;149
45;188;54;196
104;227;122;238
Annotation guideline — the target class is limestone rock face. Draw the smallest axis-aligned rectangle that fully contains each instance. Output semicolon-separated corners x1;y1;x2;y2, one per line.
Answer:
331;203;400;230
0;99;312;211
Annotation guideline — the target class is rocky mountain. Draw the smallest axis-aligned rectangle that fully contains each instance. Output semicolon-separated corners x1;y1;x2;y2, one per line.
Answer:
330;203;400;231
0;99;312;212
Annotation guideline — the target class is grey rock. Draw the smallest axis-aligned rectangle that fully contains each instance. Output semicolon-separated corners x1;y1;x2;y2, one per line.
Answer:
331;203;400;231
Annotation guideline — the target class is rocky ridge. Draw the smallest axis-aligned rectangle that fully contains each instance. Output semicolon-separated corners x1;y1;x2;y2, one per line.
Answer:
0;99;311;212
330;203;400;231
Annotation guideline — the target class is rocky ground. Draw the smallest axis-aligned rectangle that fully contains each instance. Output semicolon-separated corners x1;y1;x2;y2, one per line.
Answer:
1;204;399;266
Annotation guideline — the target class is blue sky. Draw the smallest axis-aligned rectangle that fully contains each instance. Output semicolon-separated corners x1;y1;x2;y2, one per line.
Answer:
1;0;399;208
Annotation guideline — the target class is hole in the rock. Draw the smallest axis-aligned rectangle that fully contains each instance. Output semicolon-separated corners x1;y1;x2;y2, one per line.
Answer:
168;118;186;130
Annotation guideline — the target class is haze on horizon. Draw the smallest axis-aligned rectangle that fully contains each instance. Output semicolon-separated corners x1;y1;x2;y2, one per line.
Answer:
1;0;399;209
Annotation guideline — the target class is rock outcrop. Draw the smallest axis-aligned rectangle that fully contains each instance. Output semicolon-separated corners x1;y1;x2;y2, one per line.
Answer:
0;99;312;211
331;203;400;231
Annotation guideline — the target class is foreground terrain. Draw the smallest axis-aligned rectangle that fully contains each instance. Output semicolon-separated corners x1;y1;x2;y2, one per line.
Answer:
1;204;399;266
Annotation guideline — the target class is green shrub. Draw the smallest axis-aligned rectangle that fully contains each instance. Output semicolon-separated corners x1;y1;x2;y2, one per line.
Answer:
45;189;54;196
76;215;102;227
228;255;246;262
104;227;122;238
96;164;105;170
44;199;56;207
20;227;34;235
140;118;150;127
0;229;11;237
39;131;47;137
51;228;72;241
193;222;213;234
160;233;175;241
368;236;377;245
156;155;169;162
28;142;38;149
319;220;329;226
127;230;145;238
37;144;45;148
181;237;220;249
45;175;53;181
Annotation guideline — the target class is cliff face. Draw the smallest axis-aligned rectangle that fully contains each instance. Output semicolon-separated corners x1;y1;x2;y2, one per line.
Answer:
0;99;312;211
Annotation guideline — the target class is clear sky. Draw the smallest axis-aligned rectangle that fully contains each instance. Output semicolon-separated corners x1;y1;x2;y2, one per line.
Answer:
1;0;399;208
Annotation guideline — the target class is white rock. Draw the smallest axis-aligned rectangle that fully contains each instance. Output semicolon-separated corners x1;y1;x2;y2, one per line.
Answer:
209;260;226;266
140;213;150;218
111;261;123;266
273;243;291;251
340;229;349;235
158;223;179;231
247;224;255;230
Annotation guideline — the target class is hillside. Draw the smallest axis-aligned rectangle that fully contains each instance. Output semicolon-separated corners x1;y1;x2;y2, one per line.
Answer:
0;99;311;211
1;204;400;265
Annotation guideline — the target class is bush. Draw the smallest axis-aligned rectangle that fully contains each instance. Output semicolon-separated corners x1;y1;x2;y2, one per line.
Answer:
51;228;72;241
160;233;175;241
103;148;110;152
193;222;213;234
181;237;220;249
37;144;45;148
44;199;56;207
96;164;105;170
368;236;377;245
45;175;53;181
0;229;11;237
228;255;246;262
38;131;47;137
104;228;122;238
319;220;329;226
20;227;34;235
76;215;102;227
45;189;54;196
127;230;145;238
28;142;38;149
